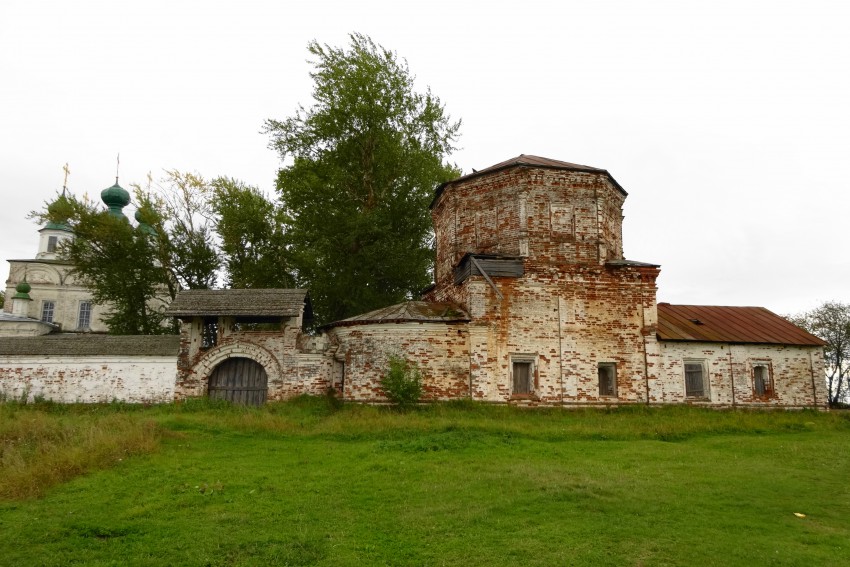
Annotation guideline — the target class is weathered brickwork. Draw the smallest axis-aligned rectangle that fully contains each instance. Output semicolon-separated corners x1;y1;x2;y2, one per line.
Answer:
431;168;626;295
421;157;824;408
173;316;332;401
653;342;826;409
0;355;176;403
328;322;470;402
424;162;659;405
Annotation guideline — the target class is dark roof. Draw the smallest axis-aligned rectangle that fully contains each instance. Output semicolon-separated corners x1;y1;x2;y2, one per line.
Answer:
324;301;470;329
656;304;826;346
606;259;661;268
165;289;309;318
431;154;626;208
0;334;180;356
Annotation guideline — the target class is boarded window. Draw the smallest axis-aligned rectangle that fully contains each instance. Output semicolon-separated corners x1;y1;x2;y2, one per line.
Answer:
598;363;617;397
684;361;706;398
77;301;92;330
550;205;573;234
512;361;532;395
41;301;55;323
753;365;772;396
475;208;497;249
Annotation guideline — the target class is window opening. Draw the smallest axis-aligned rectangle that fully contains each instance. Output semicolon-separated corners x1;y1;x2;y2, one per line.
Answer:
684;361;707;398
47;236;58;253
201;319;218;349
753;364;772;397
512;360;533;395
77;301;92;330
598;363;617;397
41;301;55;323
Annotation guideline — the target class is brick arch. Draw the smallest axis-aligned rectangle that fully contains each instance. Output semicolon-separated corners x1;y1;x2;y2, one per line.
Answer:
191;342;282;387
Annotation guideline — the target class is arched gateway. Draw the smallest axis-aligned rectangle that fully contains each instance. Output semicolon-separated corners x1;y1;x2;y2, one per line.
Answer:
208;357;268;405
165;288;316;404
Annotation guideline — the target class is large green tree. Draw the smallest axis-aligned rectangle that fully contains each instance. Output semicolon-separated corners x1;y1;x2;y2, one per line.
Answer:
211;177;294;289
265;33;461;325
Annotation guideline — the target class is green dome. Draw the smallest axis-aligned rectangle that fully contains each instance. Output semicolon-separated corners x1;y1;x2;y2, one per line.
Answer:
101;182;131;217
13;280;32;300
44;220;72;232
135;208;157;236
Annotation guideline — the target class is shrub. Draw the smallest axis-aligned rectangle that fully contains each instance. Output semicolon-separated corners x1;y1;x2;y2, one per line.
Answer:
380;355;423;408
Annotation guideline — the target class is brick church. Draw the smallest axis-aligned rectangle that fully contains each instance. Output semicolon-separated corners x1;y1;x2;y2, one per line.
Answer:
165;155;827;408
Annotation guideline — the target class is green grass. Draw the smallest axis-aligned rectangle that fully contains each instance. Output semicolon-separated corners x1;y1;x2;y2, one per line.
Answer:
1;399;849;566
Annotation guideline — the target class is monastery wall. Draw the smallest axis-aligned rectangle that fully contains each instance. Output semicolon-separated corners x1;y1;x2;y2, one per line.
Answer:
0;355;177;403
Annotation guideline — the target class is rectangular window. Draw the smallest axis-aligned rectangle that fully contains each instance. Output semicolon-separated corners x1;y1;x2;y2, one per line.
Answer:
47;236;58;253
77;301;92;330
41;301;55;323
753;364;773;397
684;360;707;398
598;362;617;397
512;360;533;395
201;319;218;349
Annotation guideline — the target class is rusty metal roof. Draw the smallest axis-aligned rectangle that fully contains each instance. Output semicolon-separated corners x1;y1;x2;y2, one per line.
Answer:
165;289;310;318
324;301;469;329
431;154;626;209
656;304;825;346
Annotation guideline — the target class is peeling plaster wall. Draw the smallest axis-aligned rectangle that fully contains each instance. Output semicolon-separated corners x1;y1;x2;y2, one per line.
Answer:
654;341;826;409
437;264;659;405
0;355;177;403
329;322;469;402
427;165;660;406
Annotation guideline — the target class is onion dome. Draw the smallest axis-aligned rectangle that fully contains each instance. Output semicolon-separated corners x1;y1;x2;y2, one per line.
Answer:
101;182;131;218
13;280;32;300
135;207;157;236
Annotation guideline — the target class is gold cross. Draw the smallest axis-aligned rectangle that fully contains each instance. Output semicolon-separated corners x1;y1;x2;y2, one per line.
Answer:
62;162;70;191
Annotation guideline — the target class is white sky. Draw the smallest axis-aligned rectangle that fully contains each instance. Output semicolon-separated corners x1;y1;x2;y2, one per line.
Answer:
1;0;847;316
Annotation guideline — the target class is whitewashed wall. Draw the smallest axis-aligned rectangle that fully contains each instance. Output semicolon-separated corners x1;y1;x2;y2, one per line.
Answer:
0;355;177;403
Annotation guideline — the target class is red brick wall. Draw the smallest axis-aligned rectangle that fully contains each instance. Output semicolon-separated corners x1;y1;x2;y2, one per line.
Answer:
328;322;470;402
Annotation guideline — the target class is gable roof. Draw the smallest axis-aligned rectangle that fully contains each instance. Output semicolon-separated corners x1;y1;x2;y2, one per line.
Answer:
656;304;825;346
431;154;626;209
324;301;469;329
165;289;310;318
0;334;179;356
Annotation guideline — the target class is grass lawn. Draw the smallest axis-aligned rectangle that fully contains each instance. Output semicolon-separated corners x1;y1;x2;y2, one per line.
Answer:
1;398;849;566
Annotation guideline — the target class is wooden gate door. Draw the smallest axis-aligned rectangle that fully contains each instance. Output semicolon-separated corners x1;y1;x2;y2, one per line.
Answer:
208;357;268;406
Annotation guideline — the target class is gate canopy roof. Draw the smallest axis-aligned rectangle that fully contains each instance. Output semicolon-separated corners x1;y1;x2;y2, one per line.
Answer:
165;289;310;319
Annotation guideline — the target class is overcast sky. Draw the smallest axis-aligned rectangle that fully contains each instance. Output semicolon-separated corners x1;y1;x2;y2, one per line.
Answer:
1;0;847;316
